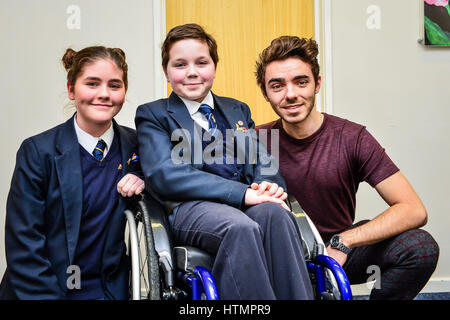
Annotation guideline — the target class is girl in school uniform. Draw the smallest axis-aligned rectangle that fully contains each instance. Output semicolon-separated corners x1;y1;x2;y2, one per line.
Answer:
0;46;144;300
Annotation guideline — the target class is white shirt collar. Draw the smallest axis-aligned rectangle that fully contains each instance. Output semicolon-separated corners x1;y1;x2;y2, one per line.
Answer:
73;116;115;157
179;91;214;117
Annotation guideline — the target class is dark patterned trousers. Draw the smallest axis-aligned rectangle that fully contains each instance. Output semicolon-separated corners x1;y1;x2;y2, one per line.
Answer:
343;220;440;300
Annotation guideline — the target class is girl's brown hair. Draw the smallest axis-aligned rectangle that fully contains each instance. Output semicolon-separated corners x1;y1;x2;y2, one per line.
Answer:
62;46;128;90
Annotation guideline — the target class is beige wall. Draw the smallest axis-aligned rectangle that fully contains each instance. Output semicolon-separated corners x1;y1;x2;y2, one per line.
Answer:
329;0;450;291
166;0;315;126
1;0;448;294
0;0;164;278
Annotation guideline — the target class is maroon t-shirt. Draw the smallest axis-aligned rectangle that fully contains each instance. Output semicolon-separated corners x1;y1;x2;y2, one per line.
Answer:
256;113;399;242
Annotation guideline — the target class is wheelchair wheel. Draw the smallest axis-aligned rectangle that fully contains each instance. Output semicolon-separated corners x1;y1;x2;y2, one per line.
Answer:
125;203;161;300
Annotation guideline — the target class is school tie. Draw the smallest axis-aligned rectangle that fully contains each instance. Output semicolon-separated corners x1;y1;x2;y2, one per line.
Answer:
92;139;106;161
198;104;217;135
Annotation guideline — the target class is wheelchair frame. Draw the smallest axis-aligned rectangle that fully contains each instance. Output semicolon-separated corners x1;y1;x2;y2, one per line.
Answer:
125;198;219;300
288;196;352;300
125;195;352;300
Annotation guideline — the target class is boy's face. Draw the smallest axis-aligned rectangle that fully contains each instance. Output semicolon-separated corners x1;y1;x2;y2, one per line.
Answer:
164;39;216;103
262;57;321;126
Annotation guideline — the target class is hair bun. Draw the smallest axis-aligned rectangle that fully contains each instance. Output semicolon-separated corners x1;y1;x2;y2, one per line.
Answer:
112;48;126;60
62;48;77;71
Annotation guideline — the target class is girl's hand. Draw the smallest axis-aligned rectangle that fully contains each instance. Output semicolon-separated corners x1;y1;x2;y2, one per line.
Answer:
117;174;145;197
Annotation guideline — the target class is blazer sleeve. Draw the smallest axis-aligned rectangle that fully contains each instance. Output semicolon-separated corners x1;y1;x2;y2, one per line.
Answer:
135;103;249;209
5;138;64;299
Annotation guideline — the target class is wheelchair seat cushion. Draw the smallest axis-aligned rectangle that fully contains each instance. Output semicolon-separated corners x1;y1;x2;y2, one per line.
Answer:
173;246;214;273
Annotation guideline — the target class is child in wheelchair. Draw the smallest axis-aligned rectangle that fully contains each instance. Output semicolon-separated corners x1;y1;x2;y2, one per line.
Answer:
126;193;352;300
134;23;345;300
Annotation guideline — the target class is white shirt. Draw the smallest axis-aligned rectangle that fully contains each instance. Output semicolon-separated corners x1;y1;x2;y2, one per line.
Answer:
179;91;215;131
74;116;114;158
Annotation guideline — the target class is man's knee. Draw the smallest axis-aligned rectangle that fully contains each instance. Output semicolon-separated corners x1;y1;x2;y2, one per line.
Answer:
392;229;439;270
414;229;439;268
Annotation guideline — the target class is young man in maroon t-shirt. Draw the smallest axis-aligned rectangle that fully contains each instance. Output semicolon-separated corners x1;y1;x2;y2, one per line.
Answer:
255;36;439;299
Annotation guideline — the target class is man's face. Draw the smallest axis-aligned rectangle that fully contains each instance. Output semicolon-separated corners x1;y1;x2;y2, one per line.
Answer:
262;57;321;126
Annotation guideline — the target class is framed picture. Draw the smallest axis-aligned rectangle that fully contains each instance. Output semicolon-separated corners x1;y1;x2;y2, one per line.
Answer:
424;0;450;46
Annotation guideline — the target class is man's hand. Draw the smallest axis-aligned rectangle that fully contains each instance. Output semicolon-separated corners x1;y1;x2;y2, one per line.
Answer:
244;187;290;211
326;245;348;266
117;174;145;197
250;181;287;200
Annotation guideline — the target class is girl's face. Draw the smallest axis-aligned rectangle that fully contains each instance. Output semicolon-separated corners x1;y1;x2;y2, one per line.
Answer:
164;39;216;103
68;59;126;135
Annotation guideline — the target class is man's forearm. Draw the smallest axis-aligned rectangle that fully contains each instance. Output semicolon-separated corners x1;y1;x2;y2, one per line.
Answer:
341;202;427;249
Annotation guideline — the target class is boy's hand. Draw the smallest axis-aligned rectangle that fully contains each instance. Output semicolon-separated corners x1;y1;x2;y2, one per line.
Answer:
244;188;290;211
250;182;287;200
117;174;145;197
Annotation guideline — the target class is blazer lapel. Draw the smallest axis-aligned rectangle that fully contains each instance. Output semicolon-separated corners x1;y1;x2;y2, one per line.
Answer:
167;92;194;134
54;116;83;265
213;93;242;131
213;93;258;176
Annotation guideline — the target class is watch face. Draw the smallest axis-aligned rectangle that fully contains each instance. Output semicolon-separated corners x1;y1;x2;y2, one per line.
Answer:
331;235;340;247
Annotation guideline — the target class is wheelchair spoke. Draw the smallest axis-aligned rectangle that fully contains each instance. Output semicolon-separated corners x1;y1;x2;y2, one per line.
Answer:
127;200;163;300
136;217;151;299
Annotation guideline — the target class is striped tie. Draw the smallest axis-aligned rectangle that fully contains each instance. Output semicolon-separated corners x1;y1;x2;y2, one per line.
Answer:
198;104;217;135
92;139;106;161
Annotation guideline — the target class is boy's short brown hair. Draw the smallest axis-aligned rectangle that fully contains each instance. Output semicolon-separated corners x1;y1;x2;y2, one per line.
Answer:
255;36;320;94
161;23;219;71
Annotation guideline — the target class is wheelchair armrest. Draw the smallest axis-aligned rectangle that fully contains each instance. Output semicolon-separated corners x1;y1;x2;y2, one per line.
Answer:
173;246;214;273
130;193;178;288
288;195;325;260
139;195;174;258
129;193;175;271
138;197;216;279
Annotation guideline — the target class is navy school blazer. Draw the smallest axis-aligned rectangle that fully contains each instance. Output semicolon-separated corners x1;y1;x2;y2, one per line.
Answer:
135;92;286;209
0;115;140;299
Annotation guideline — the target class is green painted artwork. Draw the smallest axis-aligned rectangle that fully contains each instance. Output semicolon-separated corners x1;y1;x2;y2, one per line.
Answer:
424;0;450;45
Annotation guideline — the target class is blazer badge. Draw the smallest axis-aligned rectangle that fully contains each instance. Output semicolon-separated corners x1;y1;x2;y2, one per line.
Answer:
127;153;139;165
235;121;248;132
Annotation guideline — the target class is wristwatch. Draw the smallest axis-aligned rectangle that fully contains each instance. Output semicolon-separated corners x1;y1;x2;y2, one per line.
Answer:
330;234;351;254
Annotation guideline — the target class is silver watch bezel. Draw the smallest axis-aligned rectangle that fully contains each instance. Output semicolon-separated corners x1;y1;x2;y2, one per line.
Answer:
330;234;351;254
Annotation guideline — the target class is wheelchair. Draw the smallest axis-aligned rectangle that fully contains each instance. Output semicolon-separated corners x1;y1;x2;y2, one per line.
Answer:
124;194;353;300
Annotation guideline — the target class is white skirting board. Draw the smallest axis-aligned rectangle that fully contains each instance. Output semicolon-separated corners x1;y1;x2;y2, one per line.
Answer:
351;277;450;296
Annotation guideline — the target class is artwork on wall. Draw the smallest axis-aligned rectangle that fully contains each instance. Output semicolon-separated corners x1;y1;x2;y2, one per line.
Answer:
424;0;450;45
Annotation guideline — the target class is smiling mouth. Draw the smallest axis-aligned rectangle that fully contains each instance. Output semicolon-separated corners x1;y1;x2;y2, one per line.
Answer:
282;104;303;110
92;104;113;107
